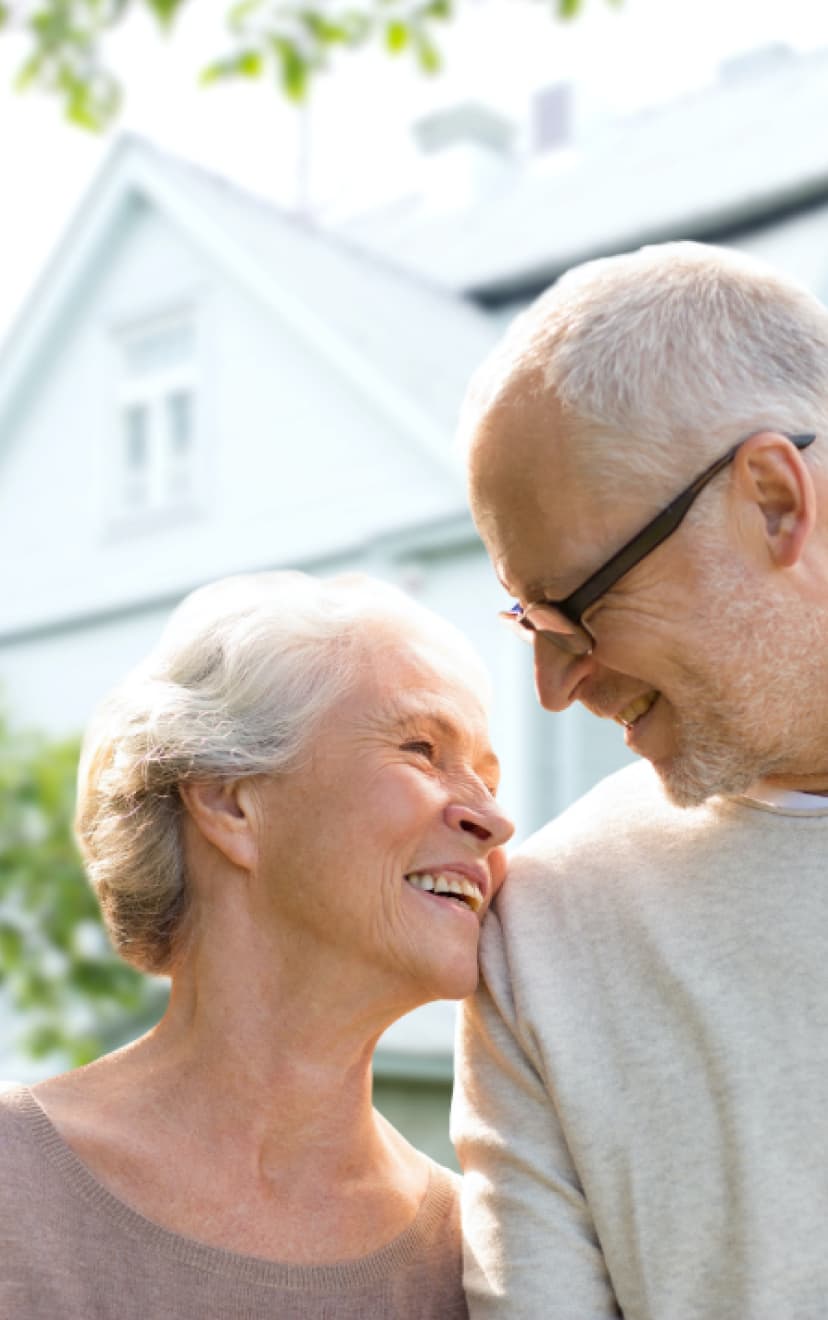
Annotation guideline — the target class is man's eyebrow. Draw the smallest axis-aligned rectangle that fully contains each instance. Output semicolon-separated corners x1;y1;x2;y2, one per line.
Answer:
496;567;552;602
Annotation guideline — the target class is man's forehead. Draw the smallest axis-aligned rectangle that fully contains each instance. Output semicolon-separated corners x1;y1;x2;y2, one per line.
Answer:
470;409;600;584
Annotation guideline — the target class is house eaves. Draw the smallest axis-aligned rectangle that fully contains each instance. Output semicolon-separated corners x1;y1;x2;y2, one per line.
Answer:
0;508;479;650
470;174;828;306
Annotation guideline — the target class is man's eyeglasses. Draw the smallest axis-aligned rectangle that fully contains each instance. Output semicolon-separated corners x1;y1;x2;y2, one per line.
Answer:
500;431;816;658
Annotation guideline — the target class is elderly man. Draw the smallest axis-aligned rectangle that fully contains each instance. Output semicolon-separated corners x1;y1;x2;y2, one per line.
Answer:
452;242;828;1319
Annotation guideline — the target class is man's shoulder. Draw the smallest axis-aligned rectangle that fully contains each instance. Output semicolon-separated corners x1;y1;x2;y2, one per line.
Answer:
519;760;672;865
491;760;707;926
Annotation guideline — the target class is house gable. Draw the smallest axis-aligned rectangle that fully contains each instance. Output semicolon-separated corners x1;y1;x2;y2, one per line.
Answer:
0;137;499;638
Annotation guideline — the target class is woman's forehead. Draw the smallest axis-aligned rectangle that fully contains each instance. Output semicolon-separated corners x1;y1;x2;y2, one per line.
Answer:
344;635;492;734
359;612;488;686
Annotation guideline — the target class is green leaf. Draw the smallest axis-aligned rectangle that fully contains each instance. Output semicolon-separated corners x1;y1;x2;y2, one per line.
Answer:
423;0;453;17
200;48;263;83
414;31;441;74
385;19;409;53
0;712;161;1066
13;52;44;91
235;47;263;76
272;38;310;101
557;0;584;17
146;0;186;24
300;12;351;44
71;959;127;996
0;923;24;968
25;1023;66;1059
66;1034;104;1068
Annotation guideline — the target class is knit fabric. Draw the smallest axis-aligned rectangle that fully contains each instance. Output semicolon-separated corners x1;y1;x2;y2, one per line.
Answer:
453;760;828;1319
0;1085;467;1319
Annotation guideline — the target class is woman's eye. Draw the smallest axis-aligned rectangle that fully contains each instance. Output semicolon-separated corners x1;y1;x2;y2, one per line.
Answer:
402;740;435;760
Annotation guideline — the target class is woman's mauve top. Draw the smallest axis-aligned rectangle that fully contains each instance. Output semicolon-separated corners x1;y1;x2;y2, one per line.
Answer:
0;1084;468;1319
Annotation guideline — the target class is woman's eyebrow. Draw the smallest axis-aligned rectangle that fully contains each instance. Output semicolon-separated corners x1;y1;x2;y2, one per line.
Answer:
389;705;461;741
392;704;501;779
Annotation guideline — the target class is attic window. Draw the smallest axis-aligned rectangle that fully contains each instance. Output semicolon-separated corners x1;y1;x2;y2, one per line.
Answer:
112;315;199;521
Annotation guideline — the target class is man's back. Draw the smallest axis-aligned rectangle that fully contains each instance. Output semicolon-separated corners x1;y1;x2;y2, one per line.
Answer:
454;762;828;1319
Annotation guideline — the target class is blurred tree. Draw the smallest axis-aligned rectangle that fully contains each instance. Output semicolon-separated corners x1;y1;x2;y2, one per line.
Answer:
0;713;165;1070
0;0;621;129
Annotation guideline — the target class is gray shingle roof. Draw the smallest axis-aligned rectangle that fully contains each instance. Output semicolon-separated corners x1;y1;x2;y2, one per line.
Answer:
337;45;828;300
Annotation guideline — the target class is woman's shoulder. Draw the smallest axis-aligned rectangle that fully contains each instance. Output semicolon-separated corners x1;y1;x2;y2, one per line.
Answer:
0;1084;54;1223
0;1081;34;1130
407;1157;463;1253
378;1158;466;1317
425;1156;462;1205
0;1083;58;1169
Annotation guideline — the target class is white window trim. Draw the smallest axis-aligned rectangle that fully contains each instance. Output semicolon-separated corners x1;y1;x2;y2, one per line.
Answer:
106;307;203;533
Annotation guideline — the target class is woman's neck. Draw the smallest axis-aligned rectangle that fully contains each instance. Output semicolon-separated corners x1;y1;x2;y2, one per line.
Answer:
31;931;432;1261
47;899;431;1193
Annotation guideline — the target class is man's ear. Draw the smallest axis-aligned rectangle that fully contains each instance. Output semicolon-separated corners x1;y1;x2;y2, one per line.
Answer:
179;780;259;872
734;432;816;568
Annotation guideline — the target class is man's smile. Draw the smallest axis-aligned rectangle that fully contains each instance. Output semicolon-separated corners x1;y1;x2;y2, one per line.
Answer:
616;691;659;727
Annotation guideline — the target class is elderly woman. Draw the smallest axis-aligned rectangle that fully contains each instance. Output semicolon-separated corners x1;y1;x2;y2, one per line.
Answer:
0;571;512;1319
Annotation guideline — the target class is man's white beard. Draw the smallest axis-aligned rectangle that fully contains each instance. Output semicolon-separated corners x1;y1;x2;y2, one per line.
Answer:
658;703;771;807
656;561;826;807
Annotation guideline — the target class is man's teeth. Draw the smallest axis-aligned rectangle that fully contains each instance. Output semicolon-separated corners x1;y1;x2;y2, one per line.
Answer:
404;872;483;913
617;692;658;727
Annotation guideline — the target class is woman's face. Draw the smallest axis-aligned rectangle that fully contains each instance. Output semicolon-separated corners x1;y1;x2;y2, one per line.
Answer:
251;619;514;1007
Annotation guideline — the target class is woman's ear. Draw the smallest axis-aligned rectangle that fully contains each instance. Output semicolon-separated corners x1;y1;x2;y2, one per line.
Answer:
179;780;259;872
734;432;816;568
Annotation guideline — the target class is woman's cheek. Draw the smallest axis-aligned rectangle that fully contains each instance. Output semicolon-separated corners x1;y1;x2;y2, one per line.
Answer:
488;846;509;899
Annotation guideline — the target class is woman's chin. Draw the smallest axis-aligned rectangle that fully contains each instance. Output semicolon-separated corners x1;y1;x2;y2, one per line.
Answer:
417;947;480;1004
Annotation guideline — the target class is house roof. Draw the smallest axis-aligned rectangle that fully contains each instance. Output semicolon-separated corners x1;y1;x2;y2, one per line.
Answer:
337;45;828;301
0;133;498;493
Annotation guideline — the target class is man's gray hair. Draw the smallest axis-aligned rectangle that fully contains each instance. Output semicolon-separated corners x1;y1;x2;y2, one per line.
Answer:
75;571;477;975
461;241;828;494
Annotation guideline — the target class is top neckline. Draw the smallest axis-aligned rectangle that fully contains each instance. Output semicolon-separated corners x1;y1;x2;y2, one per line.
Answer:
739;782;828;812
5;1084;455;1291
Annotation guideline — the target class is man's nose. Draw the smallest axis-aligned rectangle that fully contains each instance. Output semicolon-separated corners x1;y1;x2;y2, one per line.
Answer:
534;634;595;712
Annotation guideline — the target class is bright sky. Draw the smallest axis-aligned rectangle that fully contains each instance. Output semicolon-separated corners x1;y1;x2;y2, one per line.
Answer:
0;0;827;342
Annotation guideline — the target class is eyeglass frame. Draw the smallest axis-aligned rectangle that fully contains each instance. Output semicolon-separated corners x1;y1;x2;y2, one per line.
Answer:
500;431;816;657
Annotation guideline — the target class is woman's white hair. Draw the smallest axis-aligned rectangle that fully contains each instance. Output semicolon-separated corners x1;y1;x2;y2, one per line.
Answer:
461;241;828;496
76;570;481;975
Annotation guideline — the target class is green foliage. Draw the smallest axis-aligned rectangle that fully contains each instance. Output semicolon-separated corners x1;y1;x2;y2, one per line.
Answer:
0;713;165;1069
5;0;622;129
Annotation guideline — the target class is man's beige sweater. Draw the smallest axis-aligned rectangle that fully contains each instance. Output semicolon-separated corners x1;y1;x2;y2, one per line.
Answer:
453;761;828;1320
0;1085;467;1319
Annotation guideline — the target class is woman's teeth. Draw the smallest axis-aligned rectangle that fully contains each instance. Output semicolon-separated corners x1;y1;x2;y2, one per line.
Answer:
617;691;658;727
404;871;483;913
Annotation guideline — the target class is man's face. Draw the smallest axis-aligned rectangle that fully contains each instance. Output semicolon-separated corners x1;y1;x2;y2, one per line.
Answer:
468;392;816;807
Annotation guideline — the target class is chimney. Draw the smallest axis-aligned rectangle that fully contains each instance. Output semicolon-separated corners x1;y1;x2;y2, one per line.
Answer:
409;101;517;212
529;82;574;155
412;101;516;156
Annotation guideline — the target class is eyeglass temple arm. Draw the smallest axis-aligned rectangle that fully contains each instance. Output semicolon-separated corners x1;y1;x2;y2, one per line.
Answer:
563;432;815;620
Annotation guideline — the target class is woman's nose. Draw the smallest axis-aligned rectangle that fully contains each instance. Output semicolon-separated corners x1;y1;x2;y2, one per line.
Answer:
534;634;595;712
444;800;515;848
